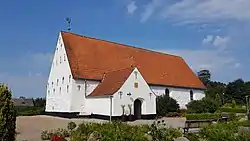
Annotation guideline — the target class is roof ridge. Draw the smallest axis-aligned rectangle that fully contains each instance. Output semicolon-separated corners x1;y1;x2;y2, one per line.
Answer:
104;66;135;74
60;31;182;59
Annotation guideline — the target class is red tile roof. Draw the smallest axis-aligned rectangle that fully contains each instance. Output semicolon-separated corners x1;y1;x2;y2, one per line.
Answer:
89;67;134;96
61;31;205;89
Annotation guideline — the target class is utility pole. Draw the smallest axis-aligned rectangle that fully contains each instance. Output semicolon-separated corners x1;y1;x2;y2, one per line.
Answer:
246;95;249;119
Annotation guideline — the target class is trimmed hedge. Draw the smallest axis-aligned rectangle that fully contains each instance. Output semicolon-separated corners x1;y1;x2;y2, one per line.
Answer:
185;113;221;120
15;106;45;116
218;107;246;113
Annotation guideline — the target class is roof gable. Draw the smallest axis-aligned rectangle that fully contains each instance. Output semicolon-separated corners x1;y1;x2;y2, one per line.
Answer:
61;31;205;89
89;67;134;96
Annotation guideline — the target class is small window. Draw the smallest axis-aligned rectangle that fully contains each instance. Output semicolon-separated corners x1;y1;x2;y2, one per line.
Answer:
190;90;194;101
77;85;81;91
48;90;50;95
56;48;58;51
67;85;69;93
69;75;71;83
64;54;66;61
134;82;138;88
52;82;54;86
59;87;61;94
60;56;62;64
53;89;55;93
57;79;59;86
62;77;64;84
165;88;170;97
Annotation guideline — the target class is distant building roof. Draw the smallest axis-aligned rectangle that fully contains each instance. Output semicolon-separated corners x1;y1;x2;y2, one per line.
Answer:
12;98;34;107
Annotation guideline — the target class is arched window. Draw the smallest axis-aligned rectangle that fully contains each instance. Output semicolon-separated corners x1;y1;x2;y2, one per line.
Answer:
69;75;71;83
48;90;50;95
59;87;61;94
57;79;59;86
67;85;69;93
62;77;64;84
53;89;55;93
77;85;81;91
165;88;170;97
190;90;194;101
52;82;54;87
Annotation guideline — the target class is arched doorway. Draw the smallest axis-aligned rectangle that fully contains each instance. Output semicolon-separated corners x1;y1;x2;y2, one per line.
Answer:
134;99;142;119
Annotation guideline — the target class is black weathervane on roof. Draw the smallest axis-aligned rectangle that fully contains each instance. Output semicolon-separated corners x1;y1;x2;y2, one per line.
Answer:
65;17;71;31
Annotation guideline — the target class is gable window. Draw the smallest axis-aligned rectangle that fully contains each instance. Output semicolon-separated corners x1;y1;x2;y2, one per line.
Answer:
57;79;59;86
67;85;69;93
134;71;138;79
60;56;62;64
69;75;71;83
77;85;81;91
134;82;138;88
165;88;170;97
62;77;64;84
64;54;66;61
190;90;194;101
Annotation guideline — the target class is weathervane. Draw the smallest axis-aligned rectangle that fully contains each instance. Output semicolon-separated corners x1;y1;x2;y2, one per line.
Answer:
65;17;71;31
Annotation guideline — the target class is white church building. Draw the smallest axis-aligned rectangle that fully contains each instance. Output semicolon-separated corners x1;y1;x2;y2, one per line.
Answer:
45;31;205;119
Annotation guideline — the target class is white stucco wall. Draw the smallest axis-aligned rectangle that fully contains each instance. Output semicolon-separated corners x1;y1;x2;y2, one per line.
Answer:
45;32;73;112
70;79;99;113
150;86;205;109
85;97;111;116
112;68;156;117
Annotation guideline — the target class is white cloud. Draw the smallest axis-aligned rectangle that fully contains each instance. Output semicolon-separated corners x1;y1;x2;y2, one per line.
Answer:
163;0;250;24
127;1;138;15
213;36;230;48
202;35;214;44
140;0;162;22
202;35;230;50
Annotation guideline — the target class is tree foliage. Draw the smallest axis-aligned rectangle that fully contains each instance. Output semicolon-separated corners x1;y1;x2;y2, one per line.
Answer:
186;98;219;113
197;69;211;86
0;84;16;141
156;94;179;116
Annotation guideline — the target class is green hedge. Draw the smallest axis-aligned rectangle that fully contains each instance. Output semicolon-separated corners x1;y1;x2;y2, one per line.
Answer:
218;107;246;113
15;106;45;116
70;121;182;141
185;113;221;120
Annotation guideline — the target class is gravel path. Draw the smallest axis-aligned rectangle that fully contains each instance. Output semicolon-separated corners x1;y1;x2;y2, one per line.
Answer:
16;115;186;141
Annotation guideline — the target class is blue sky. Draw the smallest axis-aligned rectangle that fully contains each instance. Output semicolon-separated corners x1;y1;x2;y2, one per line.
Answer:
0;0;250;98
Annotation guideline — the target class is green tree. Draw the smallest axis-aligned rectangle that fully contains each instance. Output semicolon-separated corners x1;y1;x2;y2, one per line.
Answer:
197;69;211;86
0;84;16;141
156;94;179;116
186;97;219;113
225;79;247;105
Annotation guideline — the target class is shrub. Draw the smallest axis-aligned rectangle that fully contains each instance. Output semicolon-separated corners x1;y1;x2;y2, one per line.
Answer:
67;121;77;131
41;128;70;140
186;97;219;113
15;106;45;116
218;107;246;113
199;122;250;141
70;121;182;141
185;113;221;120
0;84;16;141
232;99;237;108
149;120;182;141
156;94;179;116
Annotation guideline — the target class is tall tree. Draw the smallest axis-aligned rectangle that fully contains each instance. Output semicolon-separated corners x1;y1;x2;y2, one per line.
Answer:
225;79;246;105
0;84;16;140
197;69;211;86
